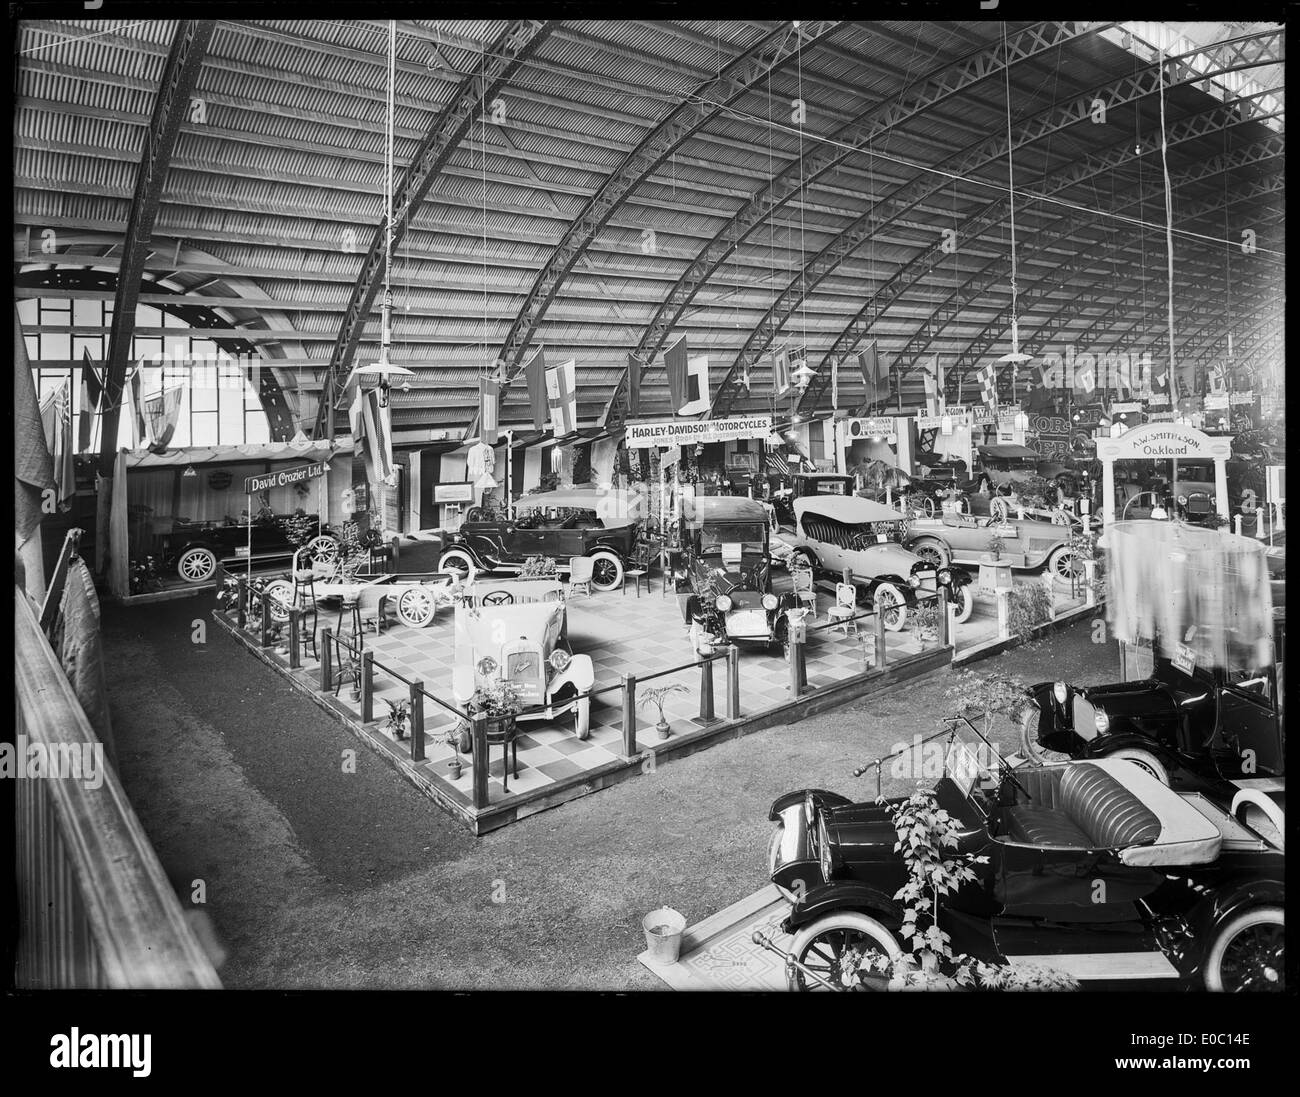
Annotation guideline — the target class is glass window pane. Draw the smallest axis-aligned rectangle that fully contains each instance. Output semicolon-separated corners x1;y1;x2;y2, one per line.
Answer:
219;395;246;443
136;304;161;329
190;410;219;446
41;299;71;322
165;333;190;359
41;332;71;359
24;335;39;360
72;298;102;327
17;299;38;325
244;409;270;444
190;338;218;359
190;379;218;411
72;337;103;361
133;337;163;362
163;308;187;328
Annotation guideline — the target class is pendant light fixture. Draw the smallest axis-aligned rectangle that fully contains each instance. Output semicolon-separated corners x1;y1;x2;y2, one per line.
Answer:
997;24;1031;369
344;21;413;409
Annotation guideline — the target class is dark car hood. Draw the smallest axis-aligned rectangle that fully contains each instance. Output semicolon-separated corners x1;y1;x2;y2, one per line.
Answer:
1078;678;1181;719
692;557;769;593
822;801;902;863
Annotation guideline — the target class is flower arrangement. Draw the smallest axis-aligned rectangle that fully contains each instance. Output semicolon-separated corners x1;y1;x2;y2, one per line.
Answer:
469;678;523;719
520;555;559;578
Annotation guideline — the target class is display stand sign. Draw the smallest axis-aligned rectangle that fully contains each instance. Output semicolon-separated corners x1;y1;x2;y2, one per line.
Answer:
845;416;898;443
1171;643;1197;676
1110;401;1143;415
1230;391;1255;405
243;462;326;494
434;482;476;504
624;415;771;449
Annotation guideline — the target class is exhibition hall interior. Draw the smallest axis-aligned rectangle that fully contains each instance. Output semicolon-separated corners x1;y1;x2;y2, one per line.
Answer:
12;15;1286;996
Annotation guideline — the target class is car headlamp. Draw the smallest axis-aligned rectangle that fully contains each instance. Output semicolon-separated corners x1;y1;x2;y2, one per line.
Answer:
476;656;498;676
548;649;571;672
715;594;733;611
818;814;834;882
908;574;922;589
1177;494;1188;507
1094;706;1110;734
1053;681;1068;704
938;568;952;584
762;593;779;611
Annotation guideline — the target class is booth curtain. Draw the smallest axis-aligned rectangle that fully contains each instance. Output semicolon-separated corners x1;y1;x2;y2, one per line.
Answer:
51;557;117;766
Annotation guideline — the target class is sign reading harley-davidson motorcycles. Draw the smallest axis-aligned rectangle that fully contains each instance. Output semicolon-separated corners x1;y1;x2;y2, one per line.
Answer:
243;462;326;495
624;415;771;449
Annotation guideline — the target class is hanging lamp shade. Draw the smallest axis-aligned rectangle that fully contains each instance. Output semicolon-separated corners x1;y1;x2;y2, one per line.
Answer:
997;317;1032;364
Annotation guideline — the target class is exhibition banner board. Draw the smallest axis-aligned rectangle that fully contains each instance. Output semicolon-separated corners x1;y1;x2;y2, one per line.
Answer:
1230;390;1254;404
624;415;772;449
243;462;326;494
1095;423;1232;461
1110;401;1143;415
845;416;898;442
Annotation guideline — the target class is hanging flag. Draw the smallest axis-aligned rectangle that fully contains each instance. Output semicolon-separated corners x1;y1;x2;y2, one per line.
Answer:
1207;362;1229;395
857;342;884;407
144;386;185;453
977;362;999;410
360;386;394;484
921;360;940;416
677;354;710;416
78;349;102;453
740;357;750;393
15;305;55;542
479;373;500;445
830;357;839;411
663;336;689;410
772;347;791;397
45;382;76;505
546;358;578;437
626;351;641;418
348;380;366;441
525;345;548;432
127;366;148;448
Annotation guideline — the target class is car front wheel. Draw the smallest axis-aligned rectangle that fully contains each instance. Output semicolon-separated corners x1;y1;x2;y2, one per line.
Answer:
1100;747;1170;784
177;547;217;583
873;583;907;632
910;538;950;569
949;583;974;623
1047;546;1082;586
786;912;903;991
438;549;476;579
1204;907;1284;992
395;587;437;628
588;550;624;591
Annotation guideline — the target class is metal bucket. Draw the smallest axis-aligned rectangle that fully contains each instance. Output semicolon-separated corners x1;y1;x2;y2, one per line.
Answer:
642;907;686;965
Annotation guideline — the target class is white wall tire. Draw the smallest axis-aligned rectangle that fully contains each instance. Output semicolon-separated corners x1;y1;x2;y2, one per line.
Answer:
874;583;907;632
950;584;974;624
786;912;903;991
588;550;623;591
1102;747;1170;785
575;696;591;740
1204;907;1284;992
395;587;437;628
989;496;1011;524
1047;546;1082;586
1020;705;1048;766
911;538;950;568
262;579;294;623
438;549;476;578
177;547;217;583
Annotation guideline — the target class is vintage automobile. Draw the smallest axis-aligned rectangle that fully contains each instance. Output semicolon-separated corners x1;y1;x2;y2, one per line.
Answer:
451;577;594;748
1020;618;1285;788
903;511;1081;584
434;487;640;592
675;497;795;649
771;472;857;527
162;511;339;583
766;718;1284;991
790;496;974;626
969;443;1042;493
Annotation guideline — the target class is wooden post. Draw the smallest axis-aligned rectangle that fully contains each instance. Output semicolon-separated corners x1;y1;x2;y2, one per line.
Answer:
319;626;333;690
236;577;248;630
408;680;425;762
471;714;490;808
726;644;740;720
360;650;374;723
699;656;715;723
787;628;807;698
1084;559;1096;607
936;588;950;647
259;591;272;647
1234;513;1243;537
873;597;888;669
996;589;1011;640
390;535;400;573
621;673;638;758
289;608;302;670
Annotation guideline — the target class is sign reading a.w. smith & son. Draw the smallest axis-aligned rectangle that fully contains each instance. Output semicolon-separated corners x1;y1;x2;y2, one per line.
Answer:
243;462;326;494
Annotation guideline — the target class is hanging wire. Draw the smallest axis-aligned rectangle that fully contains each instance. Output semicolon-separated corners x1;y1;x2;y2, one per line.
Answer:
1002;22;1021;358
1157;43;1179;400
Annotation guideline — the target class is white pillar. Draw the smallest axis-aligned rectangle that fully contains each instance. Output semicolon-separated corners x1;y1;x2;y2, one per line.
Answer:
1101;458;1116;526
1213;457;1229;522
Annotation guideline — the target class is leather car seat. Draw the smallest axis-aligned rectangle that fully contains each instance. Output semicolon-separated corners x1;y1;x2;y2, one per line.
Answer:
1004;763;1162;849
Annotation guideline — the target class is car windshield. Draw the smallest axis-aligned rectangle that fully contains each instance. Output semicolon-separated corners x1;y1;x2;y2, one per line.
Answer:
697;522;767;553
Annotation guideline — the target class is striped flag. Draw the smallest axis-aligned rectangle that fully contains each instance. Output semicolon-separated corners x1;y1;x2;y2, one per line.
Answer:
144;385;185;452
663;336;689;410
78;348;102;453
978;362;999;410
678;354;710;416
857;342;884;407
772;347;791;397
830;357;839;410
358;386;394;484
479;373;500;445
546;358;577;436
525;345;548;431
40;381;76;505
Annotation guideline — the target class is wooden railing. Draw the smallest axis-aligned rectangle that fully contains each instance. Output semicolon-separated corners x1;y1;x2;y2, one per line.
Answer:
14;590;221;988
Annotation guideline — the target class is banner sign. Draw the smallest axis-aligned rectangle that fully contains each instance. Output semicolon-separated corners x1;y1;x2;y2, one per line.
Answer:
1230;391;1255;405
1144;392;1171;406
1110;402;1143;415
845;416;898;441
1204;393;1230;410
970;406;998;425
243;462;325;495
624;415;772;449
433;482;475;504
915;414;942;430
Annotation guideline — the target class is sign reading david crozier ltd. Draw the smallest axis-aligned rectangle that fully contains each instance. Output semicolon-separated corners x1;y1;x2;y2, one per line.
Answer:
243;462;326;495
624;415;772;449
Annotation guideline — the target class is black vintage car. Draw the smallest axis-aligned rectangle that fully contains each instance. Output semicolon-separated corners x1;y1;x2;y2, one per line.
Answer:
1021;618;1285;788
674;496;795;649
434;488;639;592
767;719;1284;991
162;511;338;583
771;472;857;527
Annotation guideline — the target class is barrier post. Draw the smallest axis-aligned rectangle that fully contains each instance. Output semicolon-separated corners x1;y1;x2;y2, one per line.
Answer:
699;656;715;723
289;608;302;670
360;650;374;723
1084;559;1096;608
259;592;272;647
726;644;740;720
471;714;490;807
936;588;950;647
787;629;807;698
873;597;888;669
236;577;248;629
1234;513;1243;537
996;589;1011;640
391;536;401;572
408;680;425;762
621;674;638;758
318;626;333;689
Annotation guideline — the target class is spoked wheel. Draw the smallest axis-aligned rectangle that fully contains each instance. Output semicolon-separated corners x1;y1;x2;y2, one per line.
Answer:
177;547;218;583
1047;546;1083;587
914;494;936;518
1205;907;1285;992
589;550;624;591
438;549;476;580
786;913;903;991
305;534;339;564
949;583;974;624
262;579;295;623
989;496;1011;524
873;583;907;632
911;539;950;569
395;587;437;627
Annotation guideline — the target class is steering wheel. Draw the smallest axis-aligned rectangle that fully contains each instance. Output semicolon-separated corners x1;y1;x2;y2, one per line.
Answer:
481;590;515;606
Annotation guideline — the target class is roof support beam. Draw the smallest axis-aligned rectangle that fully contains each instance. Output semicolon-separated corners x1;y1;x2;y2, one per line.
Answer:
314;19;554;438
97;19;216;476
711;28;1283;418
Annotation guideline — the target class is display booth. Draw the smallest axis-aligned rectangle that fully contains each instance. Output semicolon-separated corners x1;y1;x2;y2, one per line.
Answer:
1094;422;1231;525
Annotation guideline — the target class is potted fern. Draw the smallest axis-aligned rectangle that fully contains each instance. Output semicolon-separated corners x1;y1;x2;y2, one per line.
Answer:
444;728;464;780
383;698;409;740
639;683;688;739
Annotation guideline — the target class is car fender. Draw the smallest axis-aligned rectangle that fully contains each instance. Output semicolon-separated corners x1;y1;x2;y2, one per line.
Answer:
451;665;475;706
1084;732;1179;769
783;881;903;934
1180;875;1286;977
768;788;852;820
870;574;918;605
551;653;594;695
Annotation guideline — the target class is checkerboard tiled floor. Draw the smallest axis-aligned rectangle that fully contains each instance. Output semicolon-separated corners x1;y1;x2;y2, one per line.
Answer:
254;567;938;807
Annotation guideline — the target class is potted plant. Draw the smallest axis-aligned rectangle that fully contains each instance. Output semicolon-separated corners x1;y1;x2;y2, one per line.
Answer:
470;679;523;742
444;728;463;779
383;698;409;741
639;683;688;739
520;555;559;578
336;655;363;702
910;598;941;643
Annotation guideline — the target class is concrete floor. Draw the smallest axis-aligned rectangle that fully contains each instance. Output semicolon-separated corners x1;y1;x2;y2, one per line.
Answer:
101;592;1120;989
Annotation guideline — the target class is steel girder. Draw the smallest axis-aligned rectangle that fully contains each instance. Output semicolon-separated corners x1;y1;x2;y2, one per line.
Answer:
886;168;1284;401
712;28;1283;417
800;93;1283;414
314;19;553;438
470;19;845;439
97;20;216;476
608;21;1105;414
